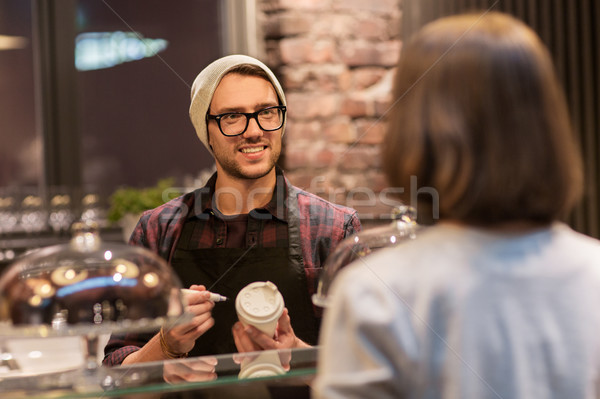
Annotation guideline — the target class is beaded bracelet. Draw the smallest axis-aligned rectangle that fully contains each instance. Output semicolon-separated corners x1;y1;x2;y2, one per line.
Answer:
159;327;189;359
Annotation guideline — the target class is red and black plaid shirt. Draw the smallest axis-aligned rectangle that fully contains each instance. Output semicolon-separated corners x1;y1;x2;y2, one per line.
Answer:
103;168;361;365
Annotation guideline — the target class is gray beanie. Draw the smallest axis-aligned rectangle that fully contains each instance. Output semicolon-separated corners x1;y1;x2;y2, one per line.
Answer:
189;54;287;153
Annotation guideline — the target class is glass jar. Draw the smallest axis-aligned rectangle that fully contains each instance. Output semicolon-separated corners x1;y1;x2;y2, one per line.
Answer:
312;206;418;308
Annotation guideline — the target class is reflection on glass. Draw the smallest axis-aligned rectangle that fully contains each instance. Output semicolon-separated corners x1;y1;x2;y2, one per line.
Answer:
80;194;108;228
75;32;168;71
162;356;218;384
48;194;75;234
19;195;47;234
312;206;419;308
0;195;18;234
236;350;287;379
0;221;186;331
0;220;188;392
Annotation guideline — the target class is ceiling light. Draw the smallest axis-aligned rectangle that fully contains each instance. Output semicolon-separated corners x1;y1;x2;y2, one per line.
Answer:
0;35;28;50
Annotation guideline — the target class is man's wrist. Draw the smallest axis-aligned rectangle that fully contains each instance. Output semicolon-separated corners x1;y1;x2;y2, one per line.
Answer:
293;336;311;349
159;327;189;359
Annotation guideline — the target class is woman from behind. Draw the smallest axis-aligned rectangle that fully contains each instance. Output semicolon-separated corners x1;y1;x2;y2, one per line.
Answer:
315;11;600;399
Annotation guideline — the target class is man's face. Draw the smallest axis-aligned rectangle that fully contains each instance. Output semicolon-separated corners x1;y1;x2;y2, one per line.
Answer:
207;73;282;181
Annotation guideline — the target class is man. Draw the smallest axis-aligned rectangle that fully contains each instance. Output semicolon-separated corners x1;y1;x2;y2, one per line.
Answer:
103;55;361;366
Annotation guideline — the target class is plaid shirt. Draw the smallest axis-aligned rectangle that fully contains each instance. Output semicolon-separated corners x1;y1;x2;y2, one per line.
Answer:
103;168;361;365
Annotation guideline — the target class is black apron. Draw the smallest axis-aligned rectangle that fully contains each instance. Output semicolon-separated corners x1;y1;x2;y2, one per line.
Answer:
170;216;319;357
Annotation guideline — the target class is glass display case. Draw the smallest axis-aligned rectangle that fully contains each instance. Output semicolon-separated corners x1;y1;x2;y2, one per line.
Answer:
313;205;418;308
0;221;189;393
0;220;315;398
0;346;317;398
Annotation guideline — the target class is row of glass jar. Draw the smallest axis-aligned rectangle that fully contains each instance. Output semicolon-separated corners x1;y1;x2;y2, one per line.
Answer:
0;192;108;235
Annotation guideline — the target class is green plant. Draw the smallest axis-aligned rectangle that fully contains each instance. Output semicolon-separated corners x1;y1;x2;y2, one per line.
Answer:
107;178;182;223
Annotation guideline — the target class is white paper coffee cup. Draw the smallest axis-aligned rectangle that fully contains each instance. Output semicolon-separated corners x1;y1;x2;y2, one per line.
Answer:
238;350;286;379
235;281;285;338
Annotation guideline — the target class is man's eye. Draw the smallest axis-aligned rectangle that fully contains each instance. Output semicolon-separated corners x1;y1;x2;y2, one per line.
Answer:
222;114;243;123
260;109;276;117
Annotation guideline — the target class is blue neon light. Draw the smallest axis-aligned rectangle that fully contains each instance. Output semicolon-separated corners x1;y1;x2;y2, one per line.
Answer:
56;276;137;297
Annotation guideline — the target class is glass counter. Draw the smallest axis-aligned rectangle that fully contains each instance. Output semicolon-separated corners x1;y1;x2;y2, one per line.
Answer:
0;346;317;399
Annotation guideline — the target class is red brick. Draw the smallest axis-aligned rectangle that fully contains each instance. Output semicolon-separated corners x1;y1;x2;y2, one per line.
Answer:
261;0;401;208
277;0;332;10
351;67;387;90
263;12;313;38
286;92;339;119
355;119;387;144
338;69;353;91
370;171;390;192
259;0;286;12
324;118;356;143
284;148;311;169
312;15;354;38
280;38;313;64
284;171;317;189
283;120;322;143
340;40;401;67
333;0;400;14
339;41;375;67
314;149;336;168
338;146;381;171
281;65;350;92
379;40;402;66
264;41;282;67
340;94;369;117
280;66;310;90
337;173;366;190
354;17;391;40
307;40;336;63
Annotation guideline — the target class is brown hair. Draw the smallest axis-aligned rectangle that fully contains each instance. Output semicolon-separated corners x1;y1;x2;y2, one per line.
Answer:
226;63;271;80
223;63;282;105
382;12;583;225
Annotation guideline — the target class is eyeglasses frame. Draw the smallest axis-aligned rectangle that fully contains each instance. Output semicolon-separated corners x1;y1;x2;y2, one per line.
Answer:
206;105;287;137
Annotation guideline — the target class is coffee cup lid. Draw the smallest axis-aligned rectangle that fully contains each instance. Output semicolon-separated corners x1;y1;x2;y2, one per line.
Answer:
239;361;286;379
236;281;284;322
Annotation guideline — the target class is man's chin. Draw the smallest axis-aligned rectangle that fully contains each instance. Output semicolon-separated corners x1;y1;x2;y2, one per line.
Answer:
229;164;275;181
239;166;274;180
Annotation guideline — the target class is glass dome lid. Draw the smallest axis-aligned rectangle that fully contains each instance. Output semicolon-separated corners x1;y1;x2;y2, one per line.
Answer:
312;205;419;308
0;221;188;338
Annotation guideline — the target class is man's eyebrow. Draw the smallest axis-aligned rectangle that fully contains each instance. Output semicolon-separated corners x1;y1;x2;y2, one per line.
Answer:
211;102;279;114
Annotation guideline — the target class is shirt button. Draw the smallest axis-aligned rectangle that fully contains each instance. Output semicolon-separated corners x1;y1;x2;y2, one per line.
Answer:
216;238;223;245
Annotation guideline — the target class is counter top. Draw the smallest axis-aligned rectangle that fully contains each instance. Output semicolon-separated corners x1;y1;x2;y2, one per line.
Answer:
0;346;318;398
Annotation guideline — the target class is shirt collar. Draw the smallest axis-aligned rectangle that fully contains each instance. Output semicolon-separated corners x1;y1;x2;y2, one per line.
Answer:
194;166;288;222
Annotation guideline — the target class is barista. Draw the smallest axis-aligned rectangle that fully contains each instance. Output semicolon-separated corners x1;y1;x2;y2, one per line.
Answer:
103;55;361;365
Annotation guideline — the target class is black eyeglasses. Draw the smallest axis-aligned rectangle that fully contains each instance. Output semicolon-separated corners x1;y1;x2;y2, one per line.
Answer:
206;105;287;137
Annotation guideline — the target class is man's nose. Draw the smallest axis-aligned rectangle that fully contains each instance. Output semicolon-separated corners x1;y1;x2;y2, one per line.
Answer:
243;116;264;139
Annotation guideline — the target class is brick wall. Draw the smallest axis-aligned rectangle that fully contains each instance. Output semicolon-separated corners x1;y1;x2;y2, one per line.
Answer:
258;0;403;222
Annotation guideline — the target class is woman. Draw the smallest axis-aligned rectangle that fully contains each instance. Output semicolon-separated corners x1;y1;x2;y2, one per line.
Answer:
315;12;600;399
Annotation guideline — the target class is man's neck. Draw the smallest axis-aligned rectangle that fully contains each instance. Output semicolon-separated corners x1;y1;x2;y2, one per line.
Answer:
214;169;276;215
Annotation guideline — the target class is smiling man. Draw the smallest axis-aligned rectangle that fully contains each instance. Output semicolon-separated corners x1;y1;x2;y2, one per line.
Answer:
103;55;361;366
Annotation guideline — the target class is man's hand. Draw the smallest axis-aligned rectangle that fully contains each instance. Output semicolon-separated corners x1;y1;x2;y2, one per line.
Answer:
163;356;218;383
232;308;310;368
164;285;215;355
